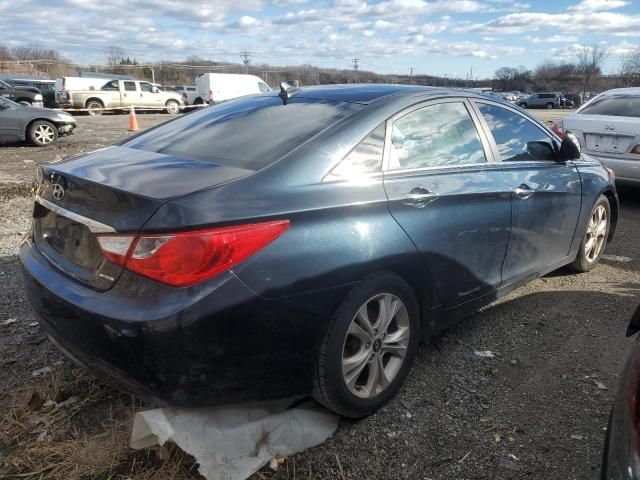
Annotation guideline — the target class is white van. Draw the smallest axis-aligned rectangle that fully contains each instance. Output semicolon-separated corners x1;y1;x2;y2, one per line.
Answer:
194;73;271;104
55;76;111;107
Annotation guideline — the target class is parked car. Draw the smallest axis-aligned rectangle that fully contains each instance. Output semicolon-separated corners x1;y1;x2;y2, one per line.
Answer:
4;79;56;108
59;79;184;115
559;95;575;108
0;97;76;146
194;73;271;104
601;301;640;480
518;92;561;109
21;85;618;418
552;88;640;185
157;85;177;92
0;79;44;107
174;85;200;105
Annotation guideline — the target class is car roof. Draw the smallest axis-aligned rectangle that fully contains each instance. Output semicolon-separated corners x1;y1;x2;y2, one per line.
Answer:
599;87;640;96
291;84;450;104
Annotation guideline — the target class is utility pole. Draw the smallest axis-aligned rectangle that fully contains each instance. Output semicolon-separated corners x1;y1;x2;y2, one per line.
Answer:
352;58;359;84
240;51;252;74
409;67;414;84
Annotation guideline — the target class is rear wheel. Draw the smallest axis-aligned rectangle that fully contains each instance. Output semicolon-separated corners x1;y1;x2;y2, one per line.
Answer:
18;100;32;107
165;100;180;114
28;120;58;147
570;195;610;272
313;273;419;418
518;102;527;108
545;102;554;109
86;100;104;116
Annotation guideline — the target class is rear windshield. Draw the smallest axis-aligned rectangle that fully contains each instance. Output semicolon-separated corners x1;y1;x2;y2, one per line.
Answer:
122;95;361;171
580;96;640;118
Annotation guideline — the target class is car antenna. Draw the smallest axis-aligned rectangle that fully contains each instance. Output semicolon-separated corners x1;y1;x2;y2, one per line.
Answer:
278;82;300;104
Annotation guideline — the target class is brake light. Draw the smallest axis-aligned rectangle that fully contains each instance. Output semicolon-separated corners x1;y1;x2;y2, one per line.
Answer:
96;221;289;287
551;121;565;138
631;145;640;154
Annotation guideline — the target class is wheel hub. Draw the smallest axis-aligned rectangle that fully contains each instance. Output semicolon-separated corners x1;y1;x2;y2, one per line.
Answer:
372;338;382;353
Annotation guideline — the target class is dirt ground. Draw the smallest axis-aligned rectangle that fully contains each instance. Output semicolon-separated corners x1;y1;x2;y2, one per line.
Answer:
2;108;639;480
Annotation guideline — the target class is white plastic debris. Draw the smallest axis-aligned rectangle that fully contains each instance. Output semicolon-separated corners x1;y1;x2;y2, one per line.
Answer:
474;350;496;358
130;400;339;480
601;254;632;263
1;318;17;326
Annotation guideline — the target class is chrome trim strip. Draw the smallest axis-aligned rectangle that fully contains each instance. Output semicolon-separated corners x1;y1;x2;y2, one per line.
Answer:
35;195;116;234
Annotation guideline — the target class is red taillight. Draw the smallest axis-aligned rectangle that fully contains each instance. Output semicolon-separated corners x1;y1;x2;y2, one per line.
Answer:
631;145;640;154
551;121;565;138
96;221;289;287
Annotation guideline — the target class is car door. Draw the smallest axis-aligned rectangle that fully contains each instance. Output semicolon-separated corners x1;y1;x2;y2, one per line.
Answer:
472;101;582;284
120;81;139;108
139;82;163;109
383;98;512;307
0;99;21;140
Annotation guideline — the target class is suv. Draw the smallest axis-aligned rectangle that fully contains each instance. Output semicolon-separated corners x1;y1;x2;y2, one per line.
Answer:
518;93;561;109
0;80;44;107
5;79;56;108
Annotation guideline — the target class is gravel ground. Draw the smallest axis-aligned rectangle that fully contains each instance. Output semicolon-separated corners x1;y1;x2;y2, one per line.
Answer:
1;108;638;480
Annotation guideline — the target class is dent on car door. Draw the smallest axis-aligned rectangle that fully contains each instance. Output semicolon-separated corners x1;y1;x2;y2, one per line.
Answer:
473;102;582;283
382;99;512;308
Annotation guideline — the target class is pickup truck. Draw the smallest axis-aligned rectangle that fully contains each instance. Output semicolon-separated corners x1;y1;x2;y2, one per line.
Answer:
58;79;184;115
0;80;44;107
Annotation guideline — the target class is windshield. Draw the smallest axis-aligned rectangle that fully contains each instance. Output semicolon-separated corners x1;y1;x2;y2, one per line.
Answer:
122;95;362;171
0;97;22;108
579;95;640;118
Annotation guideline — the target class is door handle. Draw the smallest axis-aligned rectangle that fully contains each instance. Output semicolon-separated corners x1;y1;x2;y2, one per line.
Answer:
401;187;436;208
514;184;534;199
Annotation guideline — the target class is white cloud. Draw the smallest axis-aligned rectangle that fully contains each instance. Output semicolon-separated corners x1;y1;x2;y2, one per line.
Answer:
527;34;580;44
567;0;630;12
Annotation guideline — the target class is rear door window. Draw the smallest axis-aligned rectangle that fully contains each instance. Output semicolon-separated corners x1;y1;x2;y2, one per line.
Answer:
123;96;362;171
580;96;640;117
124;82;137;92
388;102;486;170
477;103;556;162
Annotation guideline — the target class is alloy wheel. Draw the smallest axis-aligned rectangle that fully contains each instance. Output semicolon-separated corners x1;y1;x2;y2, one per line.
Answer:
585;205;607;263
342;293;410;399
34;124;55;145
167;101;180;114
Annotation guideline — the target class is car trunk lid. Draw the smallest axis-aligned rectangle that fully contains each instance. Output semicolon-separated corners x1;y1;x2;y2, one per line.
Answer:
567;114;640;155
33;146;252;290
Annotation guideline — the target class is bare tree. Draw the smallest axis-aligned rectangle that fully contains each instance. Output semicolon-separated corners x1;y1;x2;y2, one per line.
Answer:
619;49;640;87
0;44;12;61
107;45;125;66
576;44;607;100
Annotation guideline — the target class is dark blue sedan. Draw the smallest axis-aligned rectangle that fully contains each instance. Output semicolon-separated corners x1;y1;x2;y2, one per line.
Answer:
21;84;618;417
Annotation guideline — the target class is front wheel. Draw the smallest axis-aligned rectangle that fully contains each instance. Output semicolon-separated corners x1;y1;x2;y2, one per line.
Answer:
18;100;32;107
570;195;610;273
518;102;527;108
545;102;554;109
28;120;58;147
313;273;419;418
165;100;180;114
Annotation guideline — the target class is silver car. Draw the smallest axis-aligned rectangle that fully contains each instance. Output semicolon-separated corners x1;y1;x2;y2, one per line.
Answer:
0;97;76;147
555;88;640;184
518;92;561;109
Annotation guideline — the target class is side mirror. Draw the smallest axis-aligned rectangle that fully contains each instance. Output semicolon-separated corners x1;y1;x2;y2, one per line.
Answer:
557;134;581;161
152;87;160;93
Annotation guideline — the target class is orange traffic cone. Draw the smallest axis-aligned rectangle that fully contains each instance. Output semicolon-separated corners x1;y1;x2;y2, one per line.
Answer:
128;105;139;132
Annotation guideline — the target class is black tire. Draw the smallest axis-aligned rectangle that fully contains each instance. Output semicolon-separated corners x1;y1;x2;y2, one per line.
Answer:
85;99;104;116
193;97;204;105
28;120;58;147
313;272;420;418
545;102;554;109
18;100;32;107
518;102;527;108
165;99;180;114
569;195;610;273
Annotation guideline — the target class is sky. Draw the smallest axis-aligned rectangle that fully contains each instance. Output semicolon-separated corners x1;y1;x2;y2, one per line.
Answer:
1;0;639;78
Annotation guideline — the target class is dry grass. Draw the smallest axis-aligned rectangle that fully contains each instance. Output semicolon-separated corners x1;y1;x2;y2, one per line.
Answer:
0;366;201;480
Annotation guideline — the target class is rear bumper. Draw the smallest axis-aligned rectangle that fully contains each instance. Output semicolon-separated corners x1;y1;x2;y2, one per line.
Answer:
589;154;640;184
20;239;344;406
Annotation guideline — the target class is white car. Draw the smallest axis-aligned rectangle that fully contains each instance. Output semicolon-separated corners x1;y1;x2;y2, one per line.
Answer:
553;87;640;184
174;86;200;105
195;73;271;104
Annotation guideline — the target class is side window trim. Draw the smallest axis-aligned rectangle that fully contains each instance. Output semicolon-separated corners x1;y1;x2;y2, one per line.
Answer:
323;123;386;182
381;97;497;174
469;99;559;164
